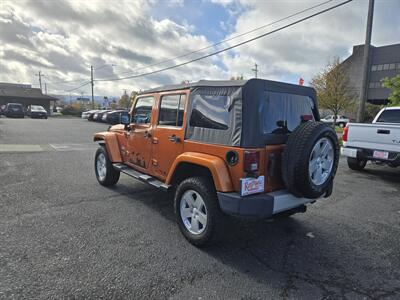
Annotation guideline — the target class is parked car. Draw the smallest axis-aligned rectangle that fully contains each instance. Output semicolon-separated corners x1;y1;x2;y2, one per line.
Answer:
0;104;6;116
95;110;111;122
341;106;400;170
92;79;340;245
321;114;350;127
82;110;97;119
26;105;48;119
103;110;129;124
88;110;100;121
5;103;24;118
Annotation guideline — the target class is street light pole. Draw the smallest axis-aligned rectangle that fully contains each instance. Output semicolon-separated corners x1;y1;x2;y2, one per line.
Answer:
356;0;375;123
90;63;115;110
252;63;258;78
90;65;95;109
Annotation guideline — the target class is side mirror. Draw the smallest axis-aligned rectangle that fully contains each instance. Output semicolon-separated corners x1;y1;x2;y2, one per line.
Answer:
120;114;130;125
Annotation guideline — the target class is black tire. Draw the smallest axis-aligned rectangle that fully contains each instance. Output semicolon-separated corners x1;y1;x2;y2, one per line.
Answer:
282;121;340;199
347;157;367;171
94;146;120;186
174;177;224;246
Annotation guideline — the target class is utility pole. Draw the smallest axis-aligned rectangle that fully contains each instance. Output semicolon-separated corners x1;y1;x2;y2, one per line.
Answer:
44;82;48;94
90;65;95;109
252;63;258;78
357;0;375;123
35;71;44;91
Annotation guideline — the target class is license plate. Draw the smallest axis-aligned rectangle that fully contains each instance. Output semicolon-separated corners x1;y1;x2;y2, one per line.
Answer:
373;150;389;159
240;176;264;196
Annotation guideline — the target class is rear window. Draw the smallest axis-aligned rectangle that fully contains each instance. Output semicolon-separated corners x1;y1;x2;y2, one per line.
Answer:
261;92;315;134
376;109;400;123
8;104;23;110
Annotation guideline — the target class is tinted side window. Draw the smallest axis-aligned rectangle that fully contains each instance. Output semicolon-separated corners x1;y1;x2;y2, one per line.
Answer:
132;96;154;124
261;92;315;134
189;94;229;130
377;109;400;123
158;94;186;126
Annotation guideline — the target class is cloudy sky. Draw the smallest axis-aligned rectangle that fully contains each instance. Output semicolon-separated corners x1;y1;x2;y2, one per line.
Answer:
0;0;399;98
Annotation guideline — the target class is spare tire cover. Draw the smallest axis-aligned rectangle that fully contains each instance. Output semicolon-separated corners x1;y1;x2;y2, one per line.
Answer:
281;121;339;198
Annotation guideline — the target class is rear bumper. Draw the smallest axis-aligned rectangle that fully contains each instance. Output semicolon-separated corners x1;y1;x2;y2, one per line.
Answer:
217;190;315;218
31;112;47;118
6;112;24;117
341;146;400;165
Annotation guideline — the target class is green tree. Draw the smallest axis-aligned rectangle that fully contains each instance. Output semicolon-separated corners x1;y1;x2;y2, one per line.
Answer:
382;74;400;106
230;75;244;80
118;91;131;109
310;57;354;127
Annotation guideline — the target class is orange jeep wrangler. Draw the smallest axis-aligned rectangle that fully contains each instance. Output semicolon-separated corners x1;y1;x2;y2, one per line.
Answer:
93;79;339;245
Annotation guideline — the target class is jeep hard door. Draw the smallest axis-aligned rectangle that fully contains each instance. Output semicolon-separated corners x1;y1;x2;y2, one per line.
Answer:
151;93;187;180
126;95;155;172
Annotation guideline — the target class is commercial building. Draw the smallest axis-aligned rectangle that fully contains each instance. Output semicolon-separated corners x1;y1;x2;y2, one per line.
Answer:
0;82;58;113
341;43;400;105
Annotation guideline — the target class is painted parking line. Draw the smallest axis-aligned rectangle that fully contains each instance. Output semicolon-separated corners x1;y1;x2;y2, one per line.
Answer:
0;144;44;153
0;143;97;153
49;143;97;151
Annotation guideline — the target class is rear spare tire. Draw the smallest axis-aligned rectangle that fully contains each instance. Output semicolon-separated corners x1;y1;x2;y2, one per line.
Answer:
282;121;339;199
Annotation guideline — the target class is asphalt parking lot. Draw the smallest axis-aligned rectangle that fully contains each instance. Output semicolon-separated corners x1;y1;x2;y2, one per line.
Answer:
0;117;399;299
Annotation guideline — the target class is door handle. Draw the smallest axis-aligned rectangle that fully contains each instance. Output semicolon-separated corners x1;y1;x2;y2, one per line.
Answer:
168;134;180;143
377;129;390;134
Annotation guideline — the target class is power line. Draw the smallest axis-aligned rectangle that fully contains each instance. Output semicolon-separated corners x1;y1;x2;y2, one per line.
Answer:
95;0;353;83
95;0;336;80
66;81;91;92
47;78;88;85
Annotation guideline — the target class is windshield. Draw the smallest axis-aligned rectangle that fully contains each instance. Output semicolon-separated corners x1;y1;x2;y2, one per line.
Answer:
261;92;315;135
32;105;45;111
376;109;400;123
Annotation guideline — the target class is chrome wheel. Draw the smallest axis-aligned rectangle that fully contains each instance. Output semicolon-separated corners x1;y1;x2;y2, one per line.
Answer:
309;137;334;186
96;153;107;181
180;190;207;235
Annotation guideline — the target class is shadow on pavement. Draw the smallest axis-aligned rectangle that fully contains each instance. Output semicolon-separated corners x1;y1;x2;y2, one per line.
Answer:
110;180;398;298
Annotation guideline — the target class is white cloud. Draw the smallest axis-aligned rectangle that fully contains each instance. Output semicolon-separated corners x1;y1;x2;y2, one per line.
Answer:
0;0;398;98
219;0;400;83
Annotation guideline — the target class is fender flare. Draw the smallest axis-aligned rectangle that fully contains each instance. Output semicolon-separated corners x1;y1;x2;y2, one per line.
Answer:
93;132;122;162
166;152;233;192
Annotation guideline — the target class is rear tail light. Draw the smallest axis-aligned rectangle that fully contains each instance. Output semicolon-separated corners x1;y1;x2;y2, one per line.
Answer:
342;125;349;142
244;151;259;172
301;114;313;122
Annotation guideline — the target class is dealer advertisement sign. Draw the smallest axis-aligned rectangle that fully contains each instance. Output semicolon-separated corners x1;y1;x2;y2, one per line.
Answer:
240;176;265;196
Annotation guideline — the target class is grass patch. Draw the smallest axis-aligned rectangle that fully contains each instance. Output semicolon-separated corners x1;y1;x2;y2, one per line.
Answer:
335;126;343;134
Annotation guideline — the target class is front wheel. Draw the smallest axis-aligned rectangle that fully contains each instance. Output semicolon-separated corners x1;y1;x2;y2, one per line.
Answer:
174;177;224;246
94;146;120;186
347;157;367;171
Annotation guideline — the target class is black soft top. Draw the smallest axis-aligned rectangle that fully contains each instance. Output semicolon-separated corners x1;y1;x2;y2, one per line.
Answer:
139;78;315;97
140;79;318;147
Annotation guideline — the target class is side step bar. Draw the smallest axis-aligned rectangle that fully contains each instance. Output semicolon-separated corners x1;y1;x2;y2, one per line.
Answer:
113;163;170;192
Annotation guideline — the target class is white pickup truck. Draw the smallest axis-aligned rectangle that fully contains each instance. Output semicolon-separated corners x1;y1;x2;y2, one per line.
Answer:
341;107;400;170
